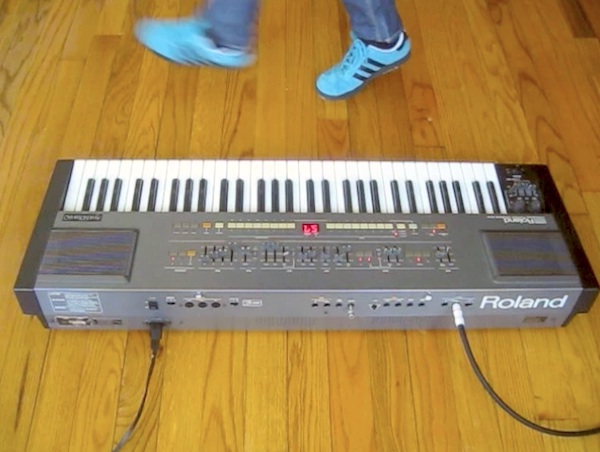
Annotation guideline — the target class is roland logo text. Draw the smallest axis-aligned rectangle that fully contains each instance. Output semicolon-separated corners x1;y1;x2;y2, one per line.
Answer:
480;295;568;309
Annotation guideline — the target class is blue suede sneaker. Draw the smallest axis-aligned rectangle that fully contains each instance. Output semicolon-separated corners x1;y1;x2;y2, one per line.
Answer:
134;16;255;68
316;33;411;100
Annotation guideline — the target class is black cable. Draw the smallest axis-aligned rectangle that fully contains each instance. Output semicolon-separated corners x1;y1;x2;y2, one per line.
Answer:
452;303;600;437
113;322;165;452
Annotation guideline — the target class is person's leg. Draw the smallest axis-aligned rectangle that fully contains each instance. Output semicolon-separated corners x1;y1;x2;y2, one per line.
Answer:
134;0;259;68
201;0;260;50
342;0;403;44
315;0;411;100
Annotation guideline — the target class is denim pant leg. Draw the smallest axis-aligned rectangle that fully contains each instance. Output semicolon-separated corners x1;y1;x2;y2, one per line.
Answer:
201;0;261;49
341;0;404;43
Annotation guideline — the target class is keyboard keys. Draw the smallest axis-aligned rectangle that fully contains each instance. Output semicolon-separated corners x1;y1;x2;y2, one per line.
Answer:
132;179;143;211
235;179;244;212
61;159;512;216
184;179;193;212
370;180;381;213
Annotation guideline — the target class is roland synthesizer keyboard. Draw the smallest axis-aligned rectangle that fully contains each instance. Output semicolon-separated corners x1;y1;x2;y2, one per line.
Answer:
13;159;599;330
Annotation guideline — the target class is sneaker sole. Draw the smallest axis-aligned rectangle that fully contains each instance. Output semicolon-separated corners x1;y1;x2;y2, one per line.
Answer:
316;51;411;101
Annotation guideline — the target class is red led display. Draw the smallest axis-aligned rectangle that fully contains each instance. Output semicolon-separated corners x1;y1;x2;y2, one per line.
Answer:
302;223;320;235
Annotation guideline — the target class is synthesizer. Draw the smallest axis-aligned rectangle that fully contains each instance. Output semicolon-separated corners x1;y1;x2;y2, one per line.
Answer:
13;159;599;330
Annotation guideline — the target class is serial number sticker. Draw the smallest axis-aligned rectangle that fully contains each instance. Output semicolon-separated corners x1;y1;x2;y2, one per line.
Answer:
242;299;263;308
49;292;103;314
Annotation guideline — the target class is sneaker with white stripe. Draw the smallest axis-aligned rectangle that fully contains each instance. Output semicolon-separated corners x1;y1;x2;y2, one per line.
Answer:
315;33;411;100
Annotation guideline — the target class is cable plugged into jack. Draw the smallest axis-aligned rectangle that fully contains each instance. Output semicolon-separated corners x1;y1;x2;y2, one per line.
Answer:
451;303;600;437
113;321;168;452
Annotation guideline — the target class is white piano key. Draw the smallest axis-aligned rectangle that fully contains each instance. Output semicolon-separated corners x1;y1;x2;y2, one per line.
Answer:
438;162;459;213
402;162;422;213
380;161;396;213
159;160;178;212
89;160;109;211
63;160;86;211
275;161;287;212
298;160;311;213
201;160;216;212
189;160;203;212
177;160;192;212
103;160;122;212
75;160;99;211
357;161;373;213
414;162;432;214
124;160;145;211
226;160;239;213
263;160;275;213
287;161;300;213
333;161;348;213
368;161;386;213
472;162;494;214
237;160;252;213
250;160;263;213
310;161;324;212
484;163;507;213
322;161;337;213
115;160;133;212
139;160;156;212
449;162;472;214
426;162;445;213
391;161;410;213
459;163;480;214
211;160;227;212
151;160;168;212
346;161;360;213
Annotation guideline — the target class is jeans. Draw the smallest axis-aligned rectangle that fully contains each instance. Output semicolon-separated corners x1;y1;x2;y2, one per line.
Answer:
201;0;403;49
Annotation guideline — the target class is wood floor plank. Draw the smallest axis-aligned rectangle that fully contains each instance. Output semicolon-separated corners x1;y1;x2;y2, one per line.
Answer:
0;0;79;237
25;332;91;451
244;332;288;451
396;0;445;149
254;0;287;158
155;331;246;450
327;331;375;451
61;0;103;60
68;331;128;451
284;0;318;159
577;0;600;37
287;331;333;452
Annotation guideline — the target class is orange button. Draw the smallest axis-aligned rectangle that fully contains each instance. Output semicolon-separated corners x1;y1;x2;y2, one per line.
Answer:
202;222;211;229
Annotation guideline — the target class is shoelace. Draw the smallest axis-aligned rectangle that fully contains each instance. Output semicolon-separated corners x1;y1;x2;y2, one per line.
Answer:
340;40;365;75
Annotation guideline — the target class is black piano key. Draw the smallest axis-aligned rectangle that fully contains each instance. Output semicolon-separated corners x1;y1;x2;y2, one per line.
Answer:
219;179;229;212
452;181;466;213
370;180;381;213
110;179;122;211
96;178;109;211
473;181;486;213
356;180;367;213
235;179;244;212
307;180;316;212
272;179;280;212
257;179;266;212
183;179;193;212
440;181;452;213
198;179;208;212
426;180;439;213
169;179;180;212
285;179;294;212
322;180;331;213
82;179;95;211
406;181;417;213
132;179;143;211
343;180;353;213
391;181;402;213
487;181;501;214
148;178;159;212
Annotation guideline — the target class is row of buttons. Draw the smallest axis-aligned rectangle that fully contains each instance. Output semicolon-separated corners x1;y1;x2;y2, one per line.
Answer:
228;222;296;229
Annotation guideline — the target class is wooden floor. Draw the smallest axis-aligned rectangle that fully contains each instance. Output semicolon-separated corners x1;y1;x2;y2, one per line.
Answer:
1;0;600;450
